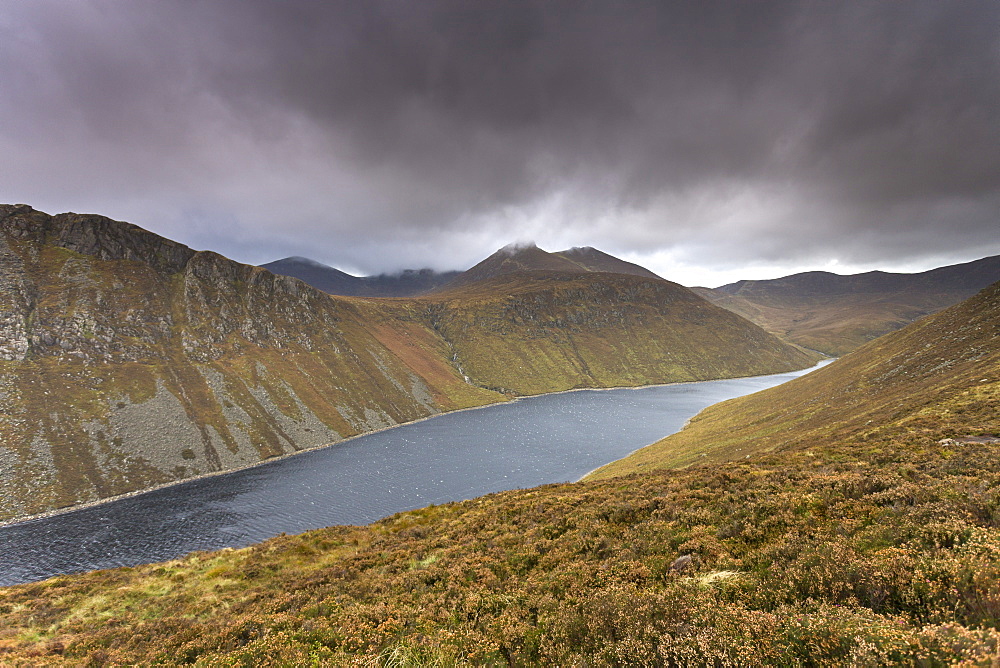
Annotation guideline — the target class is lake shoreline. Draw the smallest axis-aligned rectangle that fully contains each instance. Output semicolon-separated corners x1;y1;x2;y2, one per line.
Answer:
0;361;827;531
574;358;834;482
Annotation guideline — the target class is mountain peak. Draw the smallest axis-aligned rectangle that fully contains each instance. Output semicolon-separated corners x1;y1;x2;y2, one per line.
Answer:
279;256;337;269
499;241;538;255
435;242;665;291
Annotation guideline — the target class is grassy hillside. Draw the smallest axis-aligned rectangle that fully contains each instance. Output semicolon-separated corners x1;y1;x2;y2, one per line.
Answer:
591;279;999;478
0;205;814;523
422;271;817;395
696;255;1000;355
0;284;997;664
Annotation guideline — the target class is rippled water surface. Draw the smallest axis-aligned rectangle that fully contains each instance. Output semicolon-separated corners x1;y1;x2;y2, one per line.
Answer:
0;364;826;586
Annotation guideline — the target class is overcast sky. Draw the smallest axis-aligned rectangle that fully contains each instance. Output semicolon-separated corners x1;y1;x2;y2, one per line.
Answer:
1;1;997;286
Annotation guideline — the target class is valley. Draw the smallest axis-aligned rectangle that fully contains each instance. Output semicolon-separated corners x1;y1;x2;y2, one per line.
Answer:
5;2;996;663
0;279;996;664
1;206;997;665
0;205;815;523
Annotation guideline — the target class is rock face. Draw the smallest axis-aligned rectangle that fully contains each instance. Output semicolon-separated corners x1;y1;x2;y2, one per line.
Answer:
0;206;817;522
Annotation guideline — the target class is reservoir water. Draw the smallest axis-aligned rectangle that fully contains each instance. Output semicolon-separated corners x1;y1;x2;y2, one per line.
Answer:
0;363;825;586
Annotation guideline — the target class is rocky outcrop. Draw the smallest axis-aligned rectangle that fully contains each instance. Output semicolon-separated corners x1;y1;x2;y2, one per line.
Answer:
1;204;196;273
0;234;32;362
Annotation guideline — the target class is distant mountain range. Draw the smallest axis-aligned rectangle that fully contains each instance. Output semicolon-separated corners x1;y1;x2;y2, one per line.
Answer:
260;257;460;297
693;255;1000;355
262;242;660;297
269;245;1000;358
0;205;813;522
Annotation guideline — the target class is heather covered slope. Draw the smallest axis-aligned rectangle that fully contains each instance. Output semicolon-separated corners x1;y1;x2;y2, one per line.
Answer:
1;288;999;664
696;255;1000;355
592;279;1000;477
0;205;813;522
424;270;816;395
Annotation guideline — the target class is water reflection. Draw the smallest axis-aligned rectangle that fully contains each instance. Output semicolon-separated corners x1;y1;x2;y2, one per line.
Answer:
0;363;826;586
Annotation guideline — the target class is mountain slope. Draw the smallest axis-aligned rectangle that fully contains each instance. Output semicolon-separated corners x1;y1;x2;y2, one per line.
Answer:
697;255;1000;355
424;270;815;395
0;205;814;523
261;257;459;297
2;284;998;664
557;246;663;279
592;279;1000;477
0;205;503;522
258;256;364;295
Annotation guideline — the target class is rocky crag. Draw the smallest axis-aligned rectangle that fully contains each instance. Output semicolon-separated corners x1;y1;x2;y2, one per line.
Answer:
0;205;816;522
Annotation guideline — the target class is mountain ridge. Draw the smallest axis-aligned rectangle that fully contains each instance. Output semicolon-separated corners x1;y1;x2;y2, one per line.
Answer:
716;255;1000;297
696;254;1000;355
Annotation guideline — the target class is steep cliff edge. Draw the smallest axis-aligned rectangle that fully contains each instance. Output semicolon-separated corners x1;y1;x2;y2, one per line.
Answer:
0;206;815;522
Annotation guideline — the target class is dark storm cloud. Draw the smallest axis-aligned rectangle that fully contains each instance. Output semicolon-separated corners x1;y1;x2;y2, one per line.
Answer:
1;0;997;284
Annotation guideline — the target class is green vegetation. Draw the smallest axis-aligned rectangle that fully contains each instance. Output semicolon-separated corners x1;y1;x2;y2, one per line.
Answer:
0;284;996;664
